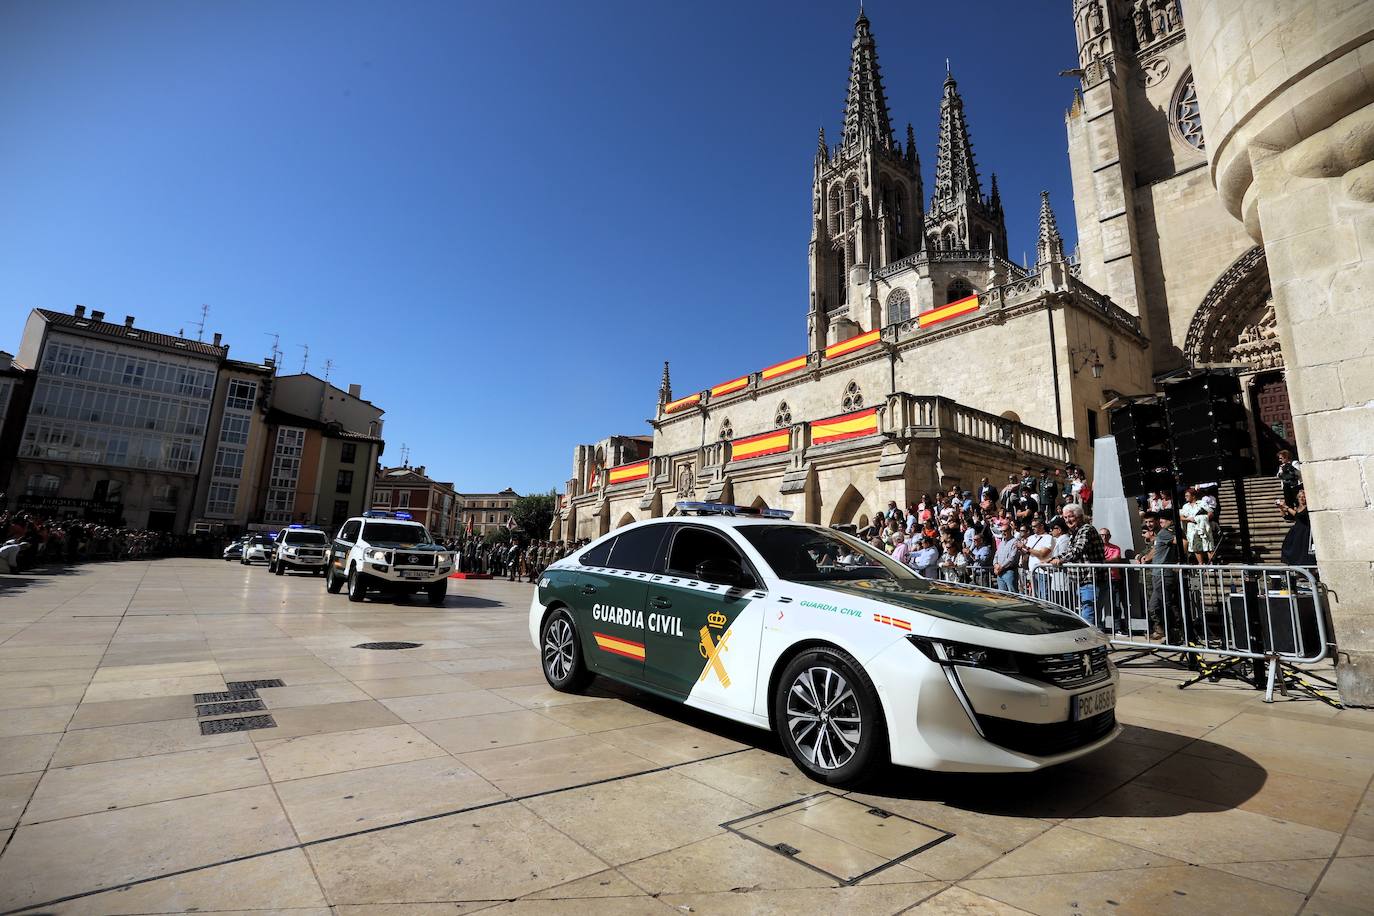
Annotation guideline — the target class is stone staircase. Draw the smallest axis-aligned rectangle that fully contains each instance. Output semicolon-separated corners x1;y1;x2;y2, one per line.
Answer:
1215;475;1290;565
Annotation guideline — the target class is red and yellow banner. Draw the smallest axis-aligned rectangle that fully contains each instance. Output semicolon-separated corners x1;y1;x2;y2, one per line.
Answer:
761;354;807;380
873;613;912;632
606;460;650;485
824;329;881;359
663;392;701;414
730;429;790;461
710;375;749;398
811;407;879;445
918;294;979;328
594;632;645;660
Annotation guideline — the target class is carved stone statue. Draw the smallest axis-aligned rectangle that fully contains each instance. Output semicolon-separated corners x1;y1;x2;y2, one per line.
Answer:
1150;0;1169;37
1086;1;1103;35
1133;0;1152;44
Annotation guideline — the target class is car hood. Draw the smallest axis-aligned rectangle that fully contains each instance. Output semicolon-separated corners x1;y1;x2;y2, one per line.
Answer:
803;577;1088;636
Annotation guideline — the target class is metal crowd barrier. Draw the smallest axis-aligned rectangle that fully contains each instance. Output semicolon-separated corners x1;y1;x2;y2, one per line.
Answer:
1028;562;1336;704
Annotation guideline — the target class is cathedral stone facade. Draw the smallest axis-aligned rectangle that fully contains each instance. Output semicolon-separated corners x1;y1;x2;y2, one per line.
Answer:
556;11;1152;542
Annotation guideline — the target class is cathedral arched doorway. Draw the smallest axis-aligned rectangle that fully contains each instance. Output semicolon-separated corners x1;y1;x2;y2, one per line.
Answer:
828;484;867;528
1184;246;1291;473
615;512;636;530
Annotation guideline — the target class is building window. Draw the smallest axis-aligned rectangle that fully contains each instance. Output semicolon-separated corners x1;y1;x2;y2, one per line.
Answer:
332;500;350;529
1173;71;1205;151
206;482;237;517
374;490;391;505
886;288;911;326
775;402;792;428
947;278;975;304
25;474;61;496
397;491;410;508
339;442;357;464
213;446;245;480
93;478;124;503
718;419;733;441
842;381;863;412
225;379;257;412
219;414;251;445
336;470;354;493
1086;409;1099;445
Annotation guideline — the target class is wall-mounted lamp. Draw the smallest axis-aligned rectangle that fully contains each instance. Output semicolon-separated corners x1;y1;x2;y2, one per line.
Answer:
1071;347;1104;379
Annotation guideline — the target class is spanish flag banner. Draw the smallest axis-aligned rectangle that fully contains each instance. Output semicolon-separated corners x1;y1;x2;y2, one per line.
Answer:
730;429;790;461
761;354;807;380
710;375;749;397
918;294;979;328
811;407;879;444
594;632;645;660
663;392;702;414
606;460;650;485
824;329;881;359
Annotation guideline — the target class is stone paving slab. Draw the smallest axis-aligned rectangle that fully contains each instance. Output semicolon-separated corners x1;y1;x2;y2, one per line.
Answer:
0;559;1371;914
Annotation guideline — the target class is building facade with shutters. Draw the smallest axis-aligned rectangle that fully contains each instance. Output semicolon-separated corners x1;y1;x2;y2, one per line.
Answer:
456;488;520;537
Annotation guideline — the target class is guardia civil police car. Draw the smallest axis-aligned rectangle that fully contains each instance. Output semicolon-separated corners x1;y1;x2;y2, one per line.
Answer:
325;511;453;604
531;502;1118;784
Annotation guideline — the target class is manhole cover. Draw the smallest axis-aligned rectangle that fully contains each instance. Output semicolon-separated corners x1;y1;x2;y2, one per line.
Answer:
199;715;277;735
194;689;259;704
226;679;286;691
722;792;953;885
354;642;423;650
196;699;266;717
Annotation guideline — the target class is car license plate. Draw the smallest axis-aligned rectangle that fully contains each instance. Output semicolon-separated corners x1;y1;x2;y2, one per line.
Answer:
400;570;428;579
1071;684;1116;720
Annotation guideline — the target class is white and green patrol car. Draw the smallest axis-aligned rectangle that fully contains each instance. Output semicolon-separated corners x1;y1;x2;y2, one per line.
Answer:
531;502;1119;784
325;511;453;604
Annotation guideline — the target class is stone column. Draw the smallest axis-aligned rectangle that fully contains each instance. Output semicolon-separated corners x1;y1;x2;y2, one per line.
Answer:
1185;0;1374;704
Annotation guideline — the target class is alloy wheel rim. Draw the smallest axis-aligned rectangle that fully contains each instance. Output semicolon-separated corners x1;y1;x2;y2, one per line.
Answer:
786;665;862;770
544;617;575;681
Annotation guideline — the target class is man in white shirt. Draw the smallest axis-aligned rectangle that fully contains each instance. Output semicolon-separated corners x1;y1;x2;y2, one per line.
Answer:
1023;517;1056;600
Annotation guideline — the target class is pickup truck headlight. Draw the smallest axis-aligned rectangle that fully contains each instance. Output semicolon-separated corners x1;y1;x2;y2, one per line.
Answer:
366;548;389;563
907;635;1021;674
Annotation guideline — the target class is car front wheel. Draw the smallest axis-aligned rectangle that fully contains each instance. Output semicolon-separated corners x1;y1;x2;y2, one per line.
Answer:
325;563;344;593
773;647;886;786
347;567;367;602
541;607;592;692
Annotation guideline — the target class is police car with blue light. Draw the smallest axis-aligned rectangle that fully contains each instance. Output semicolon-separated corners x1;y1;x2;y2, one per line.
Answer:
325;510;453;604
270;525;330;576
530;502;1118;784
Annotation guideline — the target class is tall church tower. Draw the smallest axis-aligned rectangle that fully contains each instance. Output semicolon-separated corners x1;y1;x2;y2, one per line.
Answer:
924;73;1008;258
808;11;924;351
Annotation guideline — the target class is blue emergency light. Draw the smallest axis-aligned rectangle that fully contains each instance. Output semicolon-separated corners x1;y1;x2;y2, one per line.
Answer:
394;512;412;520
674;501;794;519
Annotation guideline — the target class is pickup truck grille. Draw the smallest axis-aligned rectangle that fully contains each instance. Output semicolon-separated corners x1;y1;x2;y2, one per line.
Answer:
394;551;437;567
295;548;324;558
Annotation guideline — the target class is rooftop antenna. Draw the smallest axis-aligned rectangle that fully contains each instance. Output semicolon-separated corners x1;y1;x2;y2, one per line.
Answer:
399;443;410;467
191;304;209;341
298;343;309;374
322;358;334;383
265;332;282;367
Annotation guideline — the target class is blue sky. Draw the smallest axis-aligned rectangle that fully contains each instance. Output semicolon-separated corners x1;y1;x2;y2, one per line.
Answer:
0;1;1081;493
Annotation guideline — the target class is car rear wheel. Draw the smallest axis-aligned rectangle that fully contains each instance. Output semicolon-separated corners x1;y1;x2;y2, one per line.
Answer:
541;608;592;692
325;563;344;593
426;578;447;606
773;647;886;786
347;567;367;602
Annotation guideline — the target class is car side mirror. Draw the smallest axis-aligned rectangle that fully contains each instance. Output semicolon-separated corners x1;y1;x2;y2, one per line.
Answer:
695;557;752;589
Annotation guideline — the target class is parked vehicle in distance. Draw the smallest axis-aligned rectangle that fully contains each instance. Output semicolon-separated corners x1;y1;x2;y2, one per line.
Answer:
223;537;248;561
240;534;276;565
270;525;330;576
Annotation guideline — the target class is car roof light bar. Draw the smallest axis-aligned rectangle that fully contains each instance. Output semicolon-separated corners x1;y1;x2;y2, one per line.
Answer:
673;500;794;519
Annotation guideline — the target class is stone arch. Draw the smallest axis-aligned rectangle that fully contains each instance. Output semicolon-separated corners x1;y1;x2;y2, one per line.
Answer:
1000;410;1021;422
615;512;636;530
750;496;769;511
947;276;975;304
1184;246;1276;368
829;483;867;527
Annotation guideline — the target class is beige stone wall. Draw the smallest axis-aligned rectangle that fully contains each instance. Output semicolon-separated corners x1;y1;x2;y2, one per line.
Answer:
1185;0;1374;705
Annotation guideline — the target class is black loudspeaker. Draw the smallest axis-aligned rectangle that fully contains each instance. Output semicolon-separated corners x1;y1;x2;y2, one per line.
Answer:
1163;373;1254;483
1111;401;1172;497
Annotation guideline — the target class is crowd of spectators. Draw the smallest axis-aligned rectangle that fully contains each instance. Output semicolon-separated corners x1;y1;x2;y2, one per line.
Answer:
1;510;191;572
447;536;585;582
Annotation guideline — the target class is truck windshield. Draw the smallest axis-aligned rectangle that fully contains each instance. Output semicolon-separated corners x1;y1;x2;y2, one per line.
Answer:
282;531;328;545
362;523;432;545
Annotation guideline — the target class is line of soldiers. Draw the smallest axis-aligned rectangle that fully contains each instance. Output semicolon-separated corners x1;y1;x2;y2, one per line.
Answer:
503;539;586;583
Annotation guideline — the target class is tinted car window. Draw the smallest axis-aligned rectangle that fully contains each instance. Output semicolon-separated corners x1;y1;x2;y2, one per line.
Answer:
340;521;362;541
666;527;747;582
362;522;432;544
281;531;328;546
606;525;668;573
579;537;616;567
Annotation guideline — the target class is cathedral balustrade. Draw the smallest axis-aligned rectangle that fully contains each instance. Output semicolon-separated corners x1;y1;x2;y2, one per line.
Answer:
1066;276;1142;333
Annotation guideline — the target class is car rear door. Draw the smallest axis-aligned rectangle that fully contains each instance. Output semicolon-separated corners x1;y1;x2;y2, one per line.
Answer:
645;524;764;707
332;520;360;577
574;525;668;686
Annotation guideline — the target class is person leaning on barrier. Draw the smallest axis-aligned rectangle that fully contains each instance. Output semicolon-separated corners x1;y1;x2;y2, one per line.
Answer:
1048;504;1106;626
1135;511;1180;640
993;520;1022;593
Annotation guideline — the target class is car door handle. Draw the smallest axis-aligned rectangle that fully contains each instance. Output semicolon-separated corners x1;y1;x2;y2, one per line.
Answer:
581;585;597;595
650;596;672;609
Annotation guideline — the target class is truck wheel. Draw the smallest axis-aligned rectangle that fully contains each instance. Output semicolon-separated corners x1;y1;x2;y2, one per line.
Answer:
347;567;367;602
326;564;344;594
426;578;447;606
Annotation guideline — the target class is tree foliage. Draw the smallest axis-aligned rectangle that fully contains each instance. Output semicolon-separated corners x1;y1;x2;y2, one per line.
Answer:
510;492;556;540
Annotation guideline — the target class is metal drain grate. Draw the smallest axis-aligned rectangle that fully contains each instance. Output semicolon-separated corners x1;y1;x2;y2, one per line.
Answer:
226;679;286;691
353;642;423;650
196;699;266;717
194;689;260;704
200;715;276;735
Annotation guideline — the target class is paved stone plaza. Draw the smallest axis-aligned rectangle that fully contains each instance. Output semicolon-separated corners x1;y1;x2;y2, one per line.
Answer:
0;561;1370;914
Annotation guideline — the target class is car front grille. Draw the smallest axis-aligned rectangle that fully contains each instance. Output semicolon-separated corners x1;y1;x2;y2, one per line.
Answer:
394;551;436;567
1025;646;1111;689
976;710;1116;757
295;549;323;557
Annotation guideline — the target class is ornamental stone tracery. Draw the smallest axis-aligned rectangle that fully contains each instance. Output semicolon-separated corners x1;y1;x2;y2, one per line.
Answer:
1172;72;1205;151
1184;247;1280;370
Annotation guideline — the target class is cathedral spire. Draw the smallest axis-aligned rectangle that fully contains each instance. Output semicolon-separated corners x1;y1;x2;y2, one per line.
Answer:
989;173;1002;213
816;126;828;166
658;361;672;406
841;9;894;150
932;70;981;205
1037;190;1065;264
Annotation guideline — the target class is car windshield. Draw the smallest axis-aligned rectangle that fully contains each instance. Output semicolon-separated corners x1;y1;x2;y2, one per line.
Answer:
250;536;274;546
363;522;432;545
737;525;915;583
282;531;328;545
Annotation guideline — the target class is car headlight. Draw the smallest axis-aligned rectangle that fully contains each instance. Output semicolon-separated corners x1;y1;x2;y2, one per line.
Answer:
907;635;1021;674
366;548;389;563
